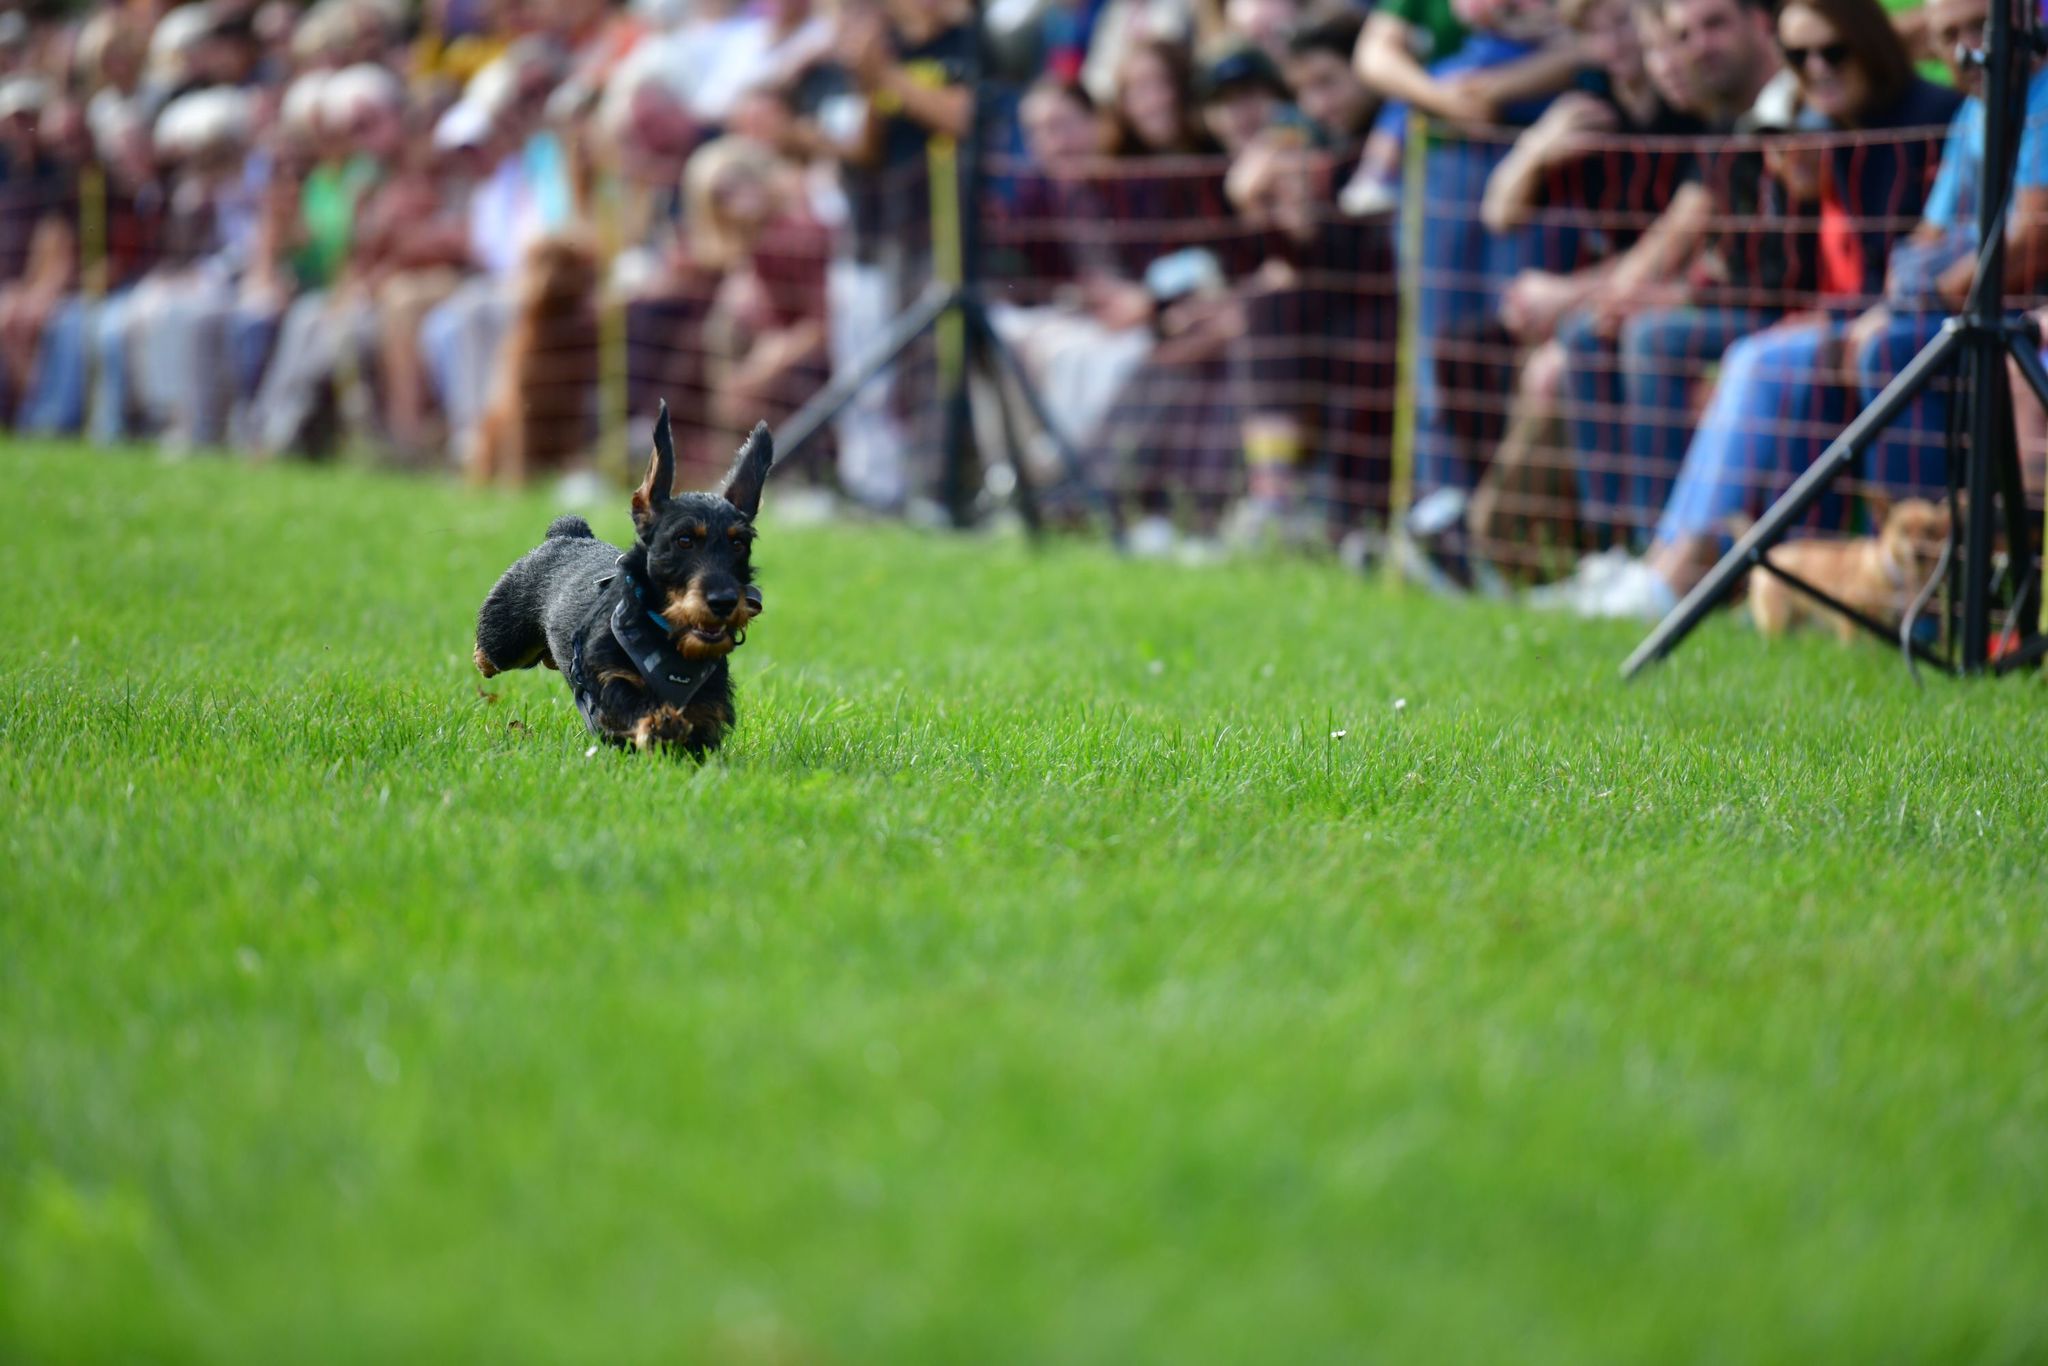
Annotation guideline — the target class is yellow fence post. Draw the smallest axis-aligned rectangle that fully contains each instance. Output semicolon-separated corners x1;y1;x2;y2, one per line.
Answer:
79;163;106;425
1384;110;1428;589
928;135;965;390
595;171;628;480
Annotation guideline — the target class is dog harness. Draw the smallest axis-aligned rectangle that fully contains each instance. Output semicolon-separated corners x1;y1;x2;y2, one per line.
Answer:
566;560;748;737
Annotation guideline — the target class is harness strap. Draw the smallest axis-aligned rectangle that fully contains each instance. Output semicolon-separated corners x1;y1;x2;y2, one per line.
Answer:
565;561;727;737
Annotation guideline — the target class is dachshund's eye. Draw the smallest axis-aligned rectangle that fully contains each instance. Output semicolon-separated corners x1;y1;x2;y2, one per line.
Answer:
675;535;694;551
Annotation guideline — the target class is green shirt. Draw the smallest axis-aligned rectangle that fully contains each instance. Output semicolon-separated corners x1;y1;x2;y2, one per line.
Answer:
1380;0;1468;65
295;155;380;289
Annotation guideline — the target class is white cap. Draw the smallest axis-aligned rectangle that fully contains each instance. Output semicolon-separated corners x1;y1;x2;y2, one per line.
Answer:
0;75;49;121
433;97;491;149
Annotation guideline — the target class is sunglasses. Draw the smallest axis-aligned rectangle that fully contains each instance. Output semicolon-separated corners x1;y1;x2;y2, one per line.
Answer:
1781;39;1851;71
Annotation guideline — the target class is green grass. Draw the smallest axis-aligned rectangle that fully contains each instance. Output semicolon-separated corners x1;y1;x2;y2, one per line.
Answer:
4;440;2047;1364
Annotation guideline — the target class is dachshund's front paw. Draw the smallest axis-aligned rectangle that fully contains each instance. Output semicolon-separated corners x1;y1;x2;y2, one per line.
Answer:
629;706;694;753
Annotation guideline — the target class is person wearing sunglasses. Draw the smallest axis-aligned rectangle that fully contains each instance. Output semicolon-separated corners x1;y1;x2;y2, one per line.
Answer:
1537;0;1959;619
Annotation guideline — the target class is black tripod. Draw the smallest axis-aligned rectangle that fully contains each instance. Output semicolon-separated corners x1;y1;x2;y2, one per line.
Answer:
1623;0;2048;679
771;11;1119;540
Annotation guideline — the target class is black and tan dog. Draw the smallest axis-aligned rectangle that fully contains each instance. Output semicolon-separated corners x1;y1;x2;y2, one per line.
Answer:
473;404;771;754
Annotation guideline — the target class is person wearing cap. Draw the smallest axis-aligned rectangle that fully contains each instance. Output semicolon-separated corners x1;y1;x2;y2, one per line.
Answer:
1196;43;1301;155
1281;10;1380;151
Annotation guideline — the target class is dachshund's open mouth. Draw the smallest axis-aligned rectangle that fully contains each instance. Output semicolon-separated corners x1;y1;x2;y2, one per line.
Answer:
687;626;733;647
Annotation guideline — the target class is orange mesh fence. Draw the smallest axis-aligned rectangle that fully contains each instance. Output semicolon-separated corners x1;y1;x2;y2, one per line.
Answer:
13;113;2048;573
1413;118;2048;582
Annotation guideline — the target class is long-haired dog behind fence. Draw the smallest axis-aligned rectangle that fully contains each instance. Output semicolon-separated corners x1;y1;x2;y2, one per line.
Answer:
471;231;600;486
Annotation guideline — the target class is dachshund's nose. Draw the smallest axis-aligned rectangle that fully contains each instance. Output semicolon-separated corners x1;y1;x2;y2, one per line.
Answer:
704;587;741;619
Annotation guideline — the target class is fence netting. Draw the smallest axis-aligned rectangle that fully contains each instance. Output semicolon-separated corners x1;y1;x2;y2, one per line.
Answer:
5;113;2045;581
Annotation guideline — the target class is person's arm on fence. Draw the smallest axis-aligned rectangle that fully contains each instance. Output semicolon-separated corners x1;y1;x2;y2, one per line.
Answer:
1482;93;1618;232
1353;13;1493;124
1440;39;1587;121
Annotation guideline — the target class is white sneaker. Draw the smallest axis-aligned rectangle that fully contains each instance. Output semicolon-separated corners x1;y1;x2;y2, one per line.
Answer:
1524;549;1629;612
1127;514;1178;559
1588;558;1679;620
1339;174;1399;218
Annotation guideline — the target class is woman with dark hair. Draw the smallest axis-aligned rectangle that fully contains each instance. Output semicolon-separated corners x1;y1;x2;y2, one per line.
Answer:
1537;0;1961;618
1109;39;1217;158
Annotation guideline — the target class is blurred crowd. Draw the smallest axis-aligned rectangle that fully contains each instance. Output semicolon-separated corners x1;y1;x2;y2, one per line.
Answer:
1;0;2044;612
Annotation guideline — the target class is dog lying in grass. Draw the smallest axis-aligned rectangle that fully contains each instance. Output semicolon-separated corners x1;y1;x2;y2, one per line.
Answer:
473;403;771;754
1749;498;1951;642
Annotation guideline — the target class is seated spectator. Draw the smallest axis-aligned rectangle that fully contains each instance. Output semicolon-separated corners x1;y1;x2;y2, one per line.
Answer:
419;40;576;469
1195;43;1299;156
118;84;262;451
1538;0;1960;617
1552;0;1802;550
1847;0;2048;501
1110;38;1220;156
1280;9;1379;152
0;87;81;428
687;135;831;465
17;103;164;440
241;62;409;456
1224;128;1395;545
1467;0;1707;576
979;79;1156;491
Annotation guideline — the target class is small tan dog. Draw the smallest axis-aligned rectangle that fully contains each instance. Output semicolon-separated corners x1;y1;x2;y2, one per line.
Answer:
1750;498;1951;641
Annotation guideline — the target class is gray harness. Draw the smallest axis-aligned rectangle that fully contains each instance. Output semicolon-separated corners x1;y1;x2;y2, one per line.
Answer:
566;562;731;736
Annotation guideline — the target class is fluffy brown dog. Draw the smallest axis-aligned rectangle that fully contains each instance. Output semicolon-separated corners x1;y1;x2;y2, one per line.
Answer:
469;232;601;486
1750;498;1951;641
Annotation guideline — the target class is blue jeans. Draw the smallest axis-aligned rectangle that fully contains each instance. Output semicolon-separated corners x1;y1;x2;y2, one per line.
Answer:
18;295;89;434
1559;305;1772;549
1410;135;1579;500
1856;309;1953;496
1654;320;1848;546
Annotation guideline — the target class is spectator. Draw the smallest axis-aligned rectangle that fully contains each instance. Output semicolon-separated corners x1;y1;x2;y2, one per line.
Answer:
1467;0;1709;575
419;40;575;468
823;0;975;508
1109;38;1217;155
1541;0;1959;616
686;136;830;463
1195;43;1297;156
980;78;1155;491
0;81;79;425
1280;9;1378;150
1345;0;1584;214
243;64;418;456
1225;128;1395;545
1847;0;2048;500
119;84;261;451
1550;0;1799;550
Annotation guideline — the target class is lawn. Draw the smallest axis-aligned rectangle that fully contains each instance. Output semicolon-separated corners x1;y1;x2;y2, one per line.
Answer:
4;440;2047;1364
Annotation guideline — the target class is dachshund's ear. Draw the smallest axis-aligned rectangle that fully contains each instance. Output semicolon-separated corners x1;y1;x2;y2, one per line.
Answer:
631;401;676;536
720;421;774;520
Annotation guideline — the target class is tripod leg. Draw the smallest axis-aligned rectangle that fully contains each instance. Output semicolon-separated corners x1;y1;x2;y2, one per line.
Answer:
1622;322;1964;678
966;299;1128;544
773;283;958;465
1998;329;2044;640
973;336;1043;534
2007;325;2048;408
1960;333;2006;670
